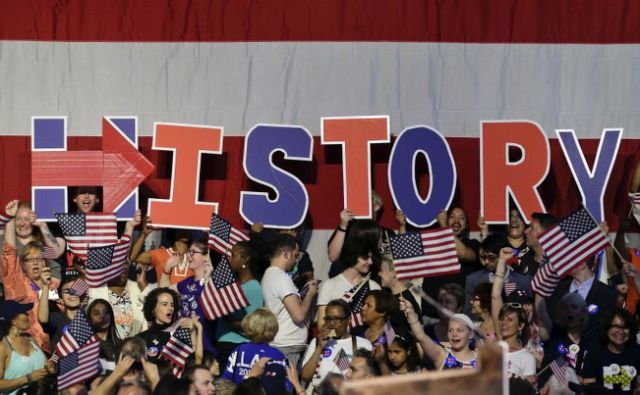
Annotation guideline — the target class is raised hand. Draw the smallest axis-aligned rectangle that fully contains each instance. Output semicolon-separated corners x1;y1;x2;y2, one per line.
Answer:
5;199;19;217
499;247;515;262
437;209;448;228
395;209;407;227
142;215;154;236
339;209;354;229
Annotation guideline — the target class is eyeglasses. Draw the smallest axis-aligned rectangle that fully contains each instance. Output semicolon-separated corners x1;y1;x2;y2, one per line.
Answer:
611;324;631;332
187;250;206;256
24;257;45;263
479;253;499;262
324;316;348;323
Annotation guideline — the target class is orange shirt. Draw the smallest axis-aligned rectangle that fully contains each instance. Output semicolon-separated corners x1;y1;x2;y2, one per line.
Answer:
625;248;640;315
147;247;193;285
1;242;51;354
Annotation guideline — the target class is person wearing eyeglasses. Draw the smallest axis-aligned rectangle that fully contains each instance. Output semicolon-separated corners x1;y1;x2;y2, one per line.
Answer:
0;200;51;353
581;308;640;395
37;275;82;349
464;234;530;315
300;299;372;391
159;239;218;355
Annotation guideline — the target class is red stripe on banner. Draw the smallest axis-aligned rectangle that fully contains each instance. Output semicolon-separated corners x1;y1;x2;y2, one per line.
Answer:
1;1;640;43
1;136;639;232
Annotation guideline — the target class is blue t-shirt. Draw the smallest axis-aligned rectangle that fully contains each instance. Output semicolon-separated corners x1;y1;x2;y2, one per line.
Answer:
215;279;264;343
223;342;292;392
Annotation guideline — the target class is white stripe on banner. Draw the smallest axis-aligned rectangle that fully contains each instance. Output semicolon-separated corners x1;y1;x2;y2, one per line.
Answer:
0;42;639;137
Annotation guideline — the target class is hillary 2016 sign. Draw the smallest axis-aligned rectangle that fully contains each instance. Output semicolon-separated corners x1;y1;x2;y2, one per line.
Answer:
30;115;621;229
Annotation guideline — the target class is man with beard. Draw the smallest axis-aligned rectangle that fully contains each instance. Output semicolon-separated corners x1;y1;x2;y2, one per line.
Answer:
87;211;154;338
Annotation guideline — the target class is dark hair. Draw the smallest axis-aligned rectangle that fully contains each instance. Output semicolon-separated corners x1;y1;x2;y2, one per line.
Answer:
153;376;194;395
347;220;381;248
233;377;265;395
353;348;381;377
86;299;122;349
472;283;492;312
326;299;351;319
499;303;529;342
59;275;80;290
366;290;398;318
117;380;151;395
340;239;377;269
601;307;637;348
480;234;507;255
531;212;558;231
182;364;209;382
316;373;344;395
447;207;470;237
117;336;147;361
389;328;422;372
271;234;298;258
186;351;217;372
438;283;466;311
143;287;181;324
234;241;263;280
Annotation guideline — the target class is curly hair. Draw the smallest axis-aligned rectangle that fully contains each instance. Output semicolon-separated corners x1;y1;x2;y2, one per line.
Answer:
143;287;181;324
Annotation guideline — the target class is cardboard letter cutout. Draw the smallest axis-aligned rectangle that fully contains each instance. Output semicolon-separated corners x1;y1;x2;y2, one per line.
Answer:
481;121;550;224
321;116;390;218
388;126;457;227
557;128;622;222
147;123;223;230
240;124;313;228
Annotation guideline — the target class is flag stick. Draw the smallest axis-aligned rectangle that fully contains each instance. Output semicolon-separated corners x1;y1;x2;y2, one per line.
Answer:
581;204;626;263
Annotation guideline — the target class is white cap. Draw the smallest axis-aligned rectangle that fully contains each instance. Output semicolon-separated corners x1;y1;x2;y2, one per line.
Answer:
450;313;476;332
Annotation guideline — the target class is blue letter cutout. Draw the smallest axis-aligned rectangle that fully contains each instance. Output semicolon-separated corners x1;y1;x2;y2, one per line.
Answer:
388;126;457;227
556;128;622;222
240;124;313;228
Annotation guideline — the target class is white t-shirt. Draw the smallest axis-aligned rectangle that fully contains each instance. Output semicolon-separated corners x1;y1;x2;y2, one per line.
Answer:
302;336;373;387
262;266;308;347
317;274;381;306
506;348;536;378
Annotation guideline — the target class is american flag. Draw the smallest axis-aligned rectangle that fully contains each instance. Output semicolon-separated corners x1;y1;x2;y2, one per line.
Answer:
549;356;567;384
207;213;249;256
298;284;313;327
68;278;90;297
630;192;640;206
55;310;96;358
342;280;370;328
0;212;10;228
389;228;460;280
383;321;396;345
198;256;249;320
538;206;609;277
41;245;58;260
531;262;561;297
504;281;516;295
332;348;350;373
160;327;194;369
56;212;118;258
57;337;101;390
85;235;131;287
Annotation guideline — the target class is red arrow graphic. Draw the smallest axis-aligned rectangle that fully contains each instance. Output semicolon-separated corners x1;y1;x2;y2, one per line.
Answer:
31;118;155;212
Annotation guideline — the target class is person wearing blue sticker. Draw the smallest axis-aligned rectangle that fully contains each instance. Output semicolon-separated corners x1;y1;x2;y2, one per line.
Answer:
400;299;477;371
301;299;371;392
581;308;640;395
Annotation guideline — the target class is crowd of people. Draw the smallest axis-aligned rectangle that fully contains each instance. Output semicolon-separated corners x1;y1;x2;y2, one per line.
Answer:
1;185;640;395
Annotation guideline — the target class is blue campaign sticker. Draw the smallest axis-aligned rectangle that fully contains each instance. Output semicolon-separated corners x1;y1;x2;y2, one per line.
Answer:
445;356;458;367
557;344;566;355
147;346;159;358
322;348;333;359
587;304;599;315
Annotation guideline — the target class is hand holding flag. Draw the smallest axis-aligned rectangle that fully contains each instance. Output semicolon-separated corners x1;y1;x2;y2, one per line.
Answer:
208;213;249;256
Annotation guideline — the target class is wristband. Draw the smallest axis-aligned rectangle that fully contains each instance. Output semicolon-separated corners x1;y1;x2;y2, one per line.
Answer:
337;226;347;233
494;273;505;278
163;268;172;275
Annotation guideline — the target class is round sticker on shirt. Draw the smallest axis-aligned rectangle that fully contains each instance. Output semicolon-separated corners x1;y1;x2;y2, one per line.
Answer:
568;344;580;356
557;344;567;355
322;348;333;359
628;367;637;377
147;346;159;358
587;304;599;315
610;364;621;375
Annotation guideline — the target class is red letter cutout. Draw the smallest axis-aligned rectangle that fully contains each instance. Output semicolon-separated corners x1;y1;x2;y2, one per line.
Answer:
481;121;549;224
148;123;223;229
321;116;390;218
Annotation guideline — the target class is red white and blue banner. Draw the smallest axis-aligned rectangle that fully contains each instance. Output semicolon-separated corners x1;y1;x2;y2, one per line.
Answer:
0;1;639;267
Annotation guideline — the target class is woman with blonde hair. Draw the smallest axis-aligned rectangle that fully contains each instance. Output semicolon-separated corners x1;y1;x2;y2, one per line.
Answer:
222;308;290;389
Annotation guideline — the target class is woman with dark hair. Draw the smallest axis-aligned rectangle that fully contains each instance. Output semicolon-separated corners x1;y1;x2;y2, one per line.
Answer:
327;213;384;278
471;283;495;341
87;298;122;372
582;308;640;394
386;328;423;374
136;287;192;362
0;301;53;395
497;304;535;380
351;290;398;347
215;241;264;368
